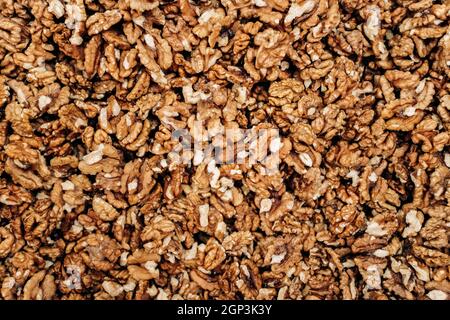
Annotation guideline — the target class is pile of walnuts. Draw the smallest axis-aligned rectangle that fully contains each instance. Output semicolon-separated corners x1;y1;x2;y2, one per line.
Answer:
0;0;449;300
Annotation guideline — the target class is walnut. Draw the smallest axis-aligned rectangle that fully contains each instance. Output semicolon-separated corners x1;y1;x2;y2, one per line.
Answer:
203;239;226;271
222;231;254;253
128;265;159;281
23;271;56;300
75;234;122;271
366;211;399;238
86;10;122;36
0;227;14;258
328;205;365;238
402;210;424;238
92;196;119;222
190;269;219;292
354;256;387;290
412;246;450;267
268;79;305;106
420;217;448;249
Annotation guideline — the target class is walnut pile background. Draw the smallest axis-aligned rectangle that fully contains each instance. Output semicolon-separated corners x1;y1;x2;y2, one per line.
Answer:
0;0;449;300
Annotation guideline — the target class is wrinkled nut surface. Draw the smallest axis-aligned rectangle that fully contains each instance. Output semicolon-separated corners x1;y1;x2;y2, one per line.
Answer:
0;0;448;301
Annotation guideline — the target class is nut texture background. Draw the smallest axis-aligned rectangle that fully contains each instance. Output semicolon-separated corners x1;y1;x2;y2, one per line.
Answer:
0;0;449;300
